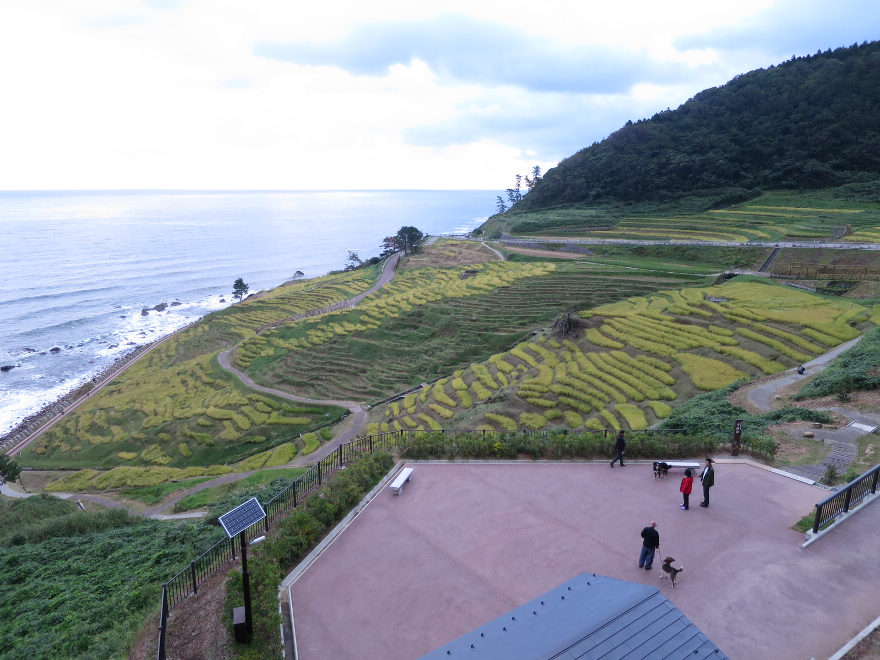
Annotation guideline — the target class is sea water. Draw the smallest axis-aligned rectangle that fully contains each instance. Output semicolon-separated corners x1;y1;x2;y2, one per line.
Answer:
0;189;492;437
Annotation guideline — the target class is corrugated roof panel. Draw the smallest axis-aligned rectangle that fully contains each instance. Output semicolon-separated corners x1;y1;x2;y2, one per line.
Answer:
420;573;728;660
565;592;670;657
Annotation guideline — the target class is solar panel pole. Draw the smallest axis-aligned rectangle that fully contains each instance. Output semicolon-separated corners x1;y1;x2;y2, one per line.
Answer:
240;530;253;641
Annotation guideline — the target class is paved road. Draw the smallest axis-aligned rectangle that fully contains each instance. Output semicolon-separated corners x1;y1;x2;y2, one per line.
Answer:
745;335;880;481
453;234;880;251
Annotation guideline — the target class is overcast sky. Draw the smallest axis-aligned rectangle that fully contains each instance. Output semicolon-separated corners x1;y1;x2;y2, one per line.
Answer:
1;0;877;190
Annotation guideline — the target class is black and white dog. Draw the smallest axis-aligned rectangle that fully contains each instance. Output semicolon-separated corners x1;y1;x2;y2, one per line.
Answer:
652;461;670;479
660;557;684;588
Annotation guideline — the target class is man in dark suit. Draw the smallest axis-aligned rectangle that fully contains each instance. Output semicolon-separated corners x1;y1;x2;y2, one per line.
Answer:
699;458;715;507
610;430;627;467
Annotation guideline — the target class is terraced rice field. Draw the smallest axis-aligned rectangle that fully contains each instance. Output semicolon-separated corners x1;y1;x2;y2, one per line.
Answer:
245;260;709;401
20;270;370;470
368;279;874;435
509;191;880;244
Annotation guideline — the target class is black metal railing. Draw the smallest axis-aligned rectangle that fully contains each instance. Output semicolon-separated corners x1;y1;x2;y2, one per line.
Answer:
156;426;686;657
812;463;880;534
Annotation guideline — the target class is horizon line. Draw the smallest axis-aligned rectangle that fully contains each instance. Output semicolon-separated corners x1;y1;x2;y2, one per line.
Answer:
0;187;499;194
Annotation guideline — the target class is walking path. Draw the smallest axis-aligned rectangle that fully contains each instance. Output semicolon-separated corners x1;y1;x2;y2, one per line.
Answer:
745;335;880;482
1;251;405;517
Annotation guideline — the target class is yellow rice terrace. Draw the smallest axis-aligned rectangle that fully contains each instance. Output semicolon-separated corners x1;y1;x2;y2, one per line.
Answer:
18;269;371;470
369;279;875;434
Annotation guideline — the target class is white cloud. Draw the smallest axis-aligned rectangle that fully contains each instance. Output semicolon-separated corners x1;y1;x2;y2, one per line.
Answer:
0;0;876;190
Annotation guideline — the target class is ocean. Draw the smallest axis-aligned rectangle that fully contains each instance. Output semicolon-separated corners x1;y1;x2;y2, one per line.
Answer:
0;189;492;437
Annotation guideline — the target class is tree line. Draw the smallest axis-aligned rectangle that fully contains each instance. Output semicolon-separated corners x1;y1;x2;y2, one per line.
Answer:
344;225;425;271
519;41;880;211
496;166;542;214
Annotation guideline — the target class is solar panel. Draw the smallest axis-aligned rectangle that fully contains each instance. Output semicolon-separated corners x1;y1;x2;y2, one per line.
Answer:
219;497;266;538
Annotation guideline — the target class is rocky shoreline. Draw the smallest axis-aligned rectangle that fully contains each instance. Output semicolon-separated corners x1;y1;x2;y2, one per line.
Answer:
0;342;156;452
0;308;214;453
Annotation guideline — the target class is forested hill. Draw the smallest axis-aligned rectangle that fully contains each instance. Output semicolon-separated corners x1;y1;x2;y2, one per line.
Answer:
520;41;880;211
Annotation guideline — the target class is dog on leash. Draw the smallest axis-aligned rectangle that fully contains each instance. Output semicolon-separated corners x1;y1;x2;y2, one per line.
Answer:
660;557;683;587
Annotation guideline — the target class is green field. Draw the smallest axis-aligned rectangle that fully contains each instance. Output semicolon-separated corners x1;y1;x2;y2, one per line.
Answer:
493;190;880;244
0;496;223;660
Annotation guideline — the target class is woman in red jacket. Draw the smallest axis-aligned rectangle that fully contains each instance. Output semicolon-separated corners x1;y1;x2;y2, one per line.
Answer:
680;468;693;510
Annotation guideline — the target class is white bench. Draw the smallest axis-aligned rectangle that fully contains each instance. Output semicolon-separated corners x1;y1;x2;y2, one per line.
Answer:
653;461;701;478
389;467;414;495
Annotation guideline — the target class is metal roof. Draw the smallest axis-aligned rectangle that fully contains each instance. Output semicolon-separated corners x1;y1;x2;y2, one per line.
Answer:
420;573;728;660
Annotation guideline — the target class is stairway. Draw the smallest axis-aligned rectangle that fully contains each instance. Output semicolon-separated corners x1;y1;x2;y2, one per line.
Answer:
758;247;782;272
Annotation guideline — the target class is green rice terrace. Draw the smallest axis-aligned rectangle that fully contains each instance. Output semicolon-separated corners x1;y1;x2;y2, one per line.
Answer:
366;278;878;436
16;225;880;497
237;256;721;401
19;267;375;472
487;190;880;244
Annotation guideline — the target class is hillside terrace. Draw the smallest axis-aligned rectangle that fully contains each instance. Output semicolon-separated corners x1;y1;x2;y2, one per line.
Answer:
281;460;878;660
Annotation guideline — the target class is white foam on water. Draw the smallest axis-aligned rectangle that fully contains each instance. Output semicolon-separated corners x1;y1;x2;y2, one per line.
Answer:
0;375;93;438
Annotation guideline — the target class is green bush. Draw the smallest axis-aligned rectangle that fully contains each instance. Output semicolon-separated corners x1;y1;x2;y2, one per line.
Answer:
266;452;393;571
0;495;144;547
0;518;222;659
225;555;283;658
659;381;830;451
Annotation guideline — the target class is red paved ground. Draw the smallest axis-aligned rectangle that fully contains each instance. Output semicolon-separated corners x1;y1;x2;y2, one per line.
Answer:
283;460;879;660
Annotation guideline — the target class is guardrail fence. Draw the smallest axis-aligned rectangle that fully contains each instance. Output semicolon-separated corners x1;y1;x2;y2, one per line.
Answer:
812;463;880;534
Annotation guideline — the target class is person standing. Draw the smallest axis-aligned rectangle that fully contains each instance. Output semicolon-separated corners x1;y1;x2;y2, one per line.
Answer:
639;521;659;570
699;458;715;507
680;468;693;510
610;430;627;467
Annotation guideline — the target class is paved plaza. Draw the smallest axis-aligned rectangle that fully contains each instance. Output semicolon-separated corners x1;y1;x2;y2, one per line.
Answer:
283;460;879;660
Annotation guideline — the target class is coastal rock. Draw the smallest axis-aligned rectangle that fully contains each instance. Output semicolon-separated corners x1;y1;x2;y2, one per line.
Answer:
49;346;61;353
153;303;167;312
141;308;149;316
171;301;182;306
1;364;15;372
23;347;36;353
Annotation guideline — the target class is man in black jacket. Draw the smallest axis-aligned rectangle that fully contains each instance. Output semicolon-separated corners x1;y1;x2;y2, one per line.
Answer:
639;520;659;570
610;430;627;467
699;458;715;507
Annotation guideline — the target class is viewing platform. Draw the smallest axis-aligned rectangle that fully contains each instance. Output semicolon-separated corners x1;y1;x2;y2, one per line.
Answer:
282;460;879;659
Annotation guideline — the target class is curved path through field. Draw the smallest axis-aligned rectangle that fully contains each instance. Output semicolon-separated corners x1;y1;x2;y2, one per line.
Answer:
2;252;405;517
743;336;880;481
